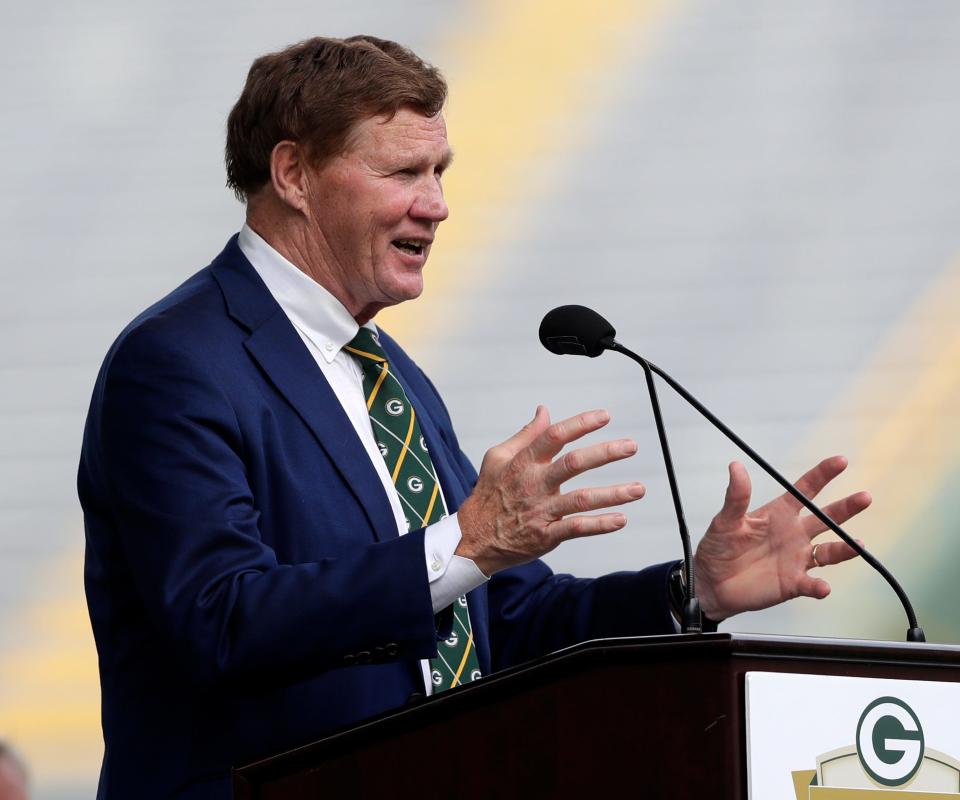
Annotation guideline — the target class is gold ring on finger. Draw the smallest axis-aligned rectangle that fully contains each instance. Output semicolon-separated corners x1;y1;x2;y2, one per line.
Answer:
811;543;823;569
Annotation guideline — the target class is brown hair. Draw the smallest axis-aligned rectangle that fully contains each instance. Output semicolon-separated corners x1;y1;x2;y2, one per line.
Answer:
225;35;447;201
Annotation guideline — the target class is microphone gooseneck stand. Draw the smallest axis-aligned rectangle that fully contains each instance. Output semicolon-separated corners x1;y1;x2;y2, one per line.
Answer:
601;336;926;644
537;303;925;643
608;340;702;633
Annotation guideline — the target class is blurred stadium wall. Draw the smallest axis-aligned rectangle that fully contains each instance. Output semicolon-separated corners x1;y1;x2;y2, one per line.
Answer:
1;1;958;796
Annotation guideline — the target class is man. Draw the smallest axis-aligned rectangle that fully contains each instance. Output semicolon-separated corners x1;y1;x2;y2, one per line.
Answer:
78;35;869;798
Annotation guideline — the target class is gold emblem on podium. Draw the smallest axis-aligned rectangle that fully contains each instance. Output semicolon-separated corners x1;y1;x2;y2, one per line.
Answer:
792;697;960;798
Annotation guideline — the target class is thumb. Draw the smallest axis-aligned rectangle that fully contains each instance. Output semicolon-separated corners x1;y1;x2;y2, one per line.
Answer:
713;461;752;528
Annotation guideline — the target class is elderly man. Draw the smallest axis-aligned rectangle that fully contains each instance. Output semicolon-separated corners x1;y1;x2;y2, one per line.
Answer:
78;35;868;799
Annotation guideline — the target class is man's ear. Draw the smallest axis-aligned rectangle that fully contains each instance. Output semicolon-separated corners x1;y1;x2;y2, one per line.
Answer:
269;140;309;212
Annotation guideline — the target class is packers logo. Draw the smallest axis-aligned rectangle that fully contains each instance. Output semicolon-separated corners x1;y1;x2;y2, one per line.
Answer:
431;669;442;686
444;631;459;648
420;435;429;452
857;697;924;787
470;669;482;682
385;398;404;416
791;695;959;797
457;596;468;608
377;441;388;457
407;475;424;493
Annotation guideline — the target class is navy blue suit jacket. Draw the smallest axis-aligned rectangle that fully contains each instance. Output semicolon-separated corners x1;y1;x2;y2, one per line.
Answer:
78;236;676;798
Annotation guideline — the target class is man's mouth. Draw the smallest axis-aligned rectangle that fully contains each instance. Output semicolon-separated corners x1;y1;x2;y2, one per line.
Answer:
391;238;427;256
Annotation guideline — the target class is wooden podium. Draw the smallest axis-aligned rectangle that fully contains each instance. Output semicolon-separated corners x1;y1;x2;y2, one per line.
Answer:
232;633;960;799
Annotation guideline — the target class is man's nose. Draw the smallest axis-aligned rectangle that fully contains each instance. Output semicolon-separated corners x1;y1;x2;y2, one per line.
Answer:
411;178;449;223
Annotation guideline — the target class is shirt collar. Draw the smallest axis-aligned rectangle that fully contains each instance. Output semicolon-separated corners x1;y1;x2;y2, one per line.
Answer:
238;223;378;362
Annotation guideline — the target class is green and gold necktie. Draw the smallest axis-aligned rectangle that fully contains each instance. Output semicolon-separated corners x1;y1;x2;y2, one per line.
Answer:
345;327;481;692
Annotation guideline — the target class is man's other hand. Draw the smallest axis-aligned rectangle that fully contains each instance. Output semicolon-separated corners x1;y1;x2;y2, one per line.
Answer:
456;406;645;576
694;456;872;622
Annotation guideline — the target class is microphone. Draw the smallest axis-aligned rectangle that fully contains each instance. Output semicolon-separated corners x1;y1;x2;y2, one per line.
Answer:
538;305;616;358
538;305;926;643
540;305;703;633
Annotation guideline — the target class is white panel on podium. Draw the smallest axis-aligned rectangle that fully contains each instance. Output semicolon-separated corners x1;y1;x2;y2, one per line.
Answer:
745;671;960;799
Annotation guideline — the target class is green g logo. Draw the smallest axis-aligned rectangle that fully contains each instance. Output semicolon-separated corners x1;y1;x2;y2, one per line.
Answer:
856;697;924;786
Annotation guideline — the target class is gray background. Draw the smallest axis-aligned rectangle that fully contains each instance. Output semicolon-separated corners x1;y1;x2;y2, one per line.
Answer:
2;1;959;796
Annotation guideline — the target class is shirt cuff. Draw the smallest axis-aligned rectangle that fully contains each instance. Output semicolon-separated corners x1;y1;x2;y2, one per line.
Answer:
424;513;489;614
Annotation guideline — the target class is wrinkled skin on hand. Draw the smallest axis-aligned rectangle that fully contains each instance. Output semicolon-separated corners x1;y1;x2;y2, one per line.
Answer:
457;406;646;577
694;456;871;621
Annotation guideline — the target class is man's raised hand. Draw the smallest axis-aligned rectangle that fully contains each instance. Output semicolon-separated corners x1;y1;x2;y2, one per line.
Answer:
456;406;646;576
694;455;872;622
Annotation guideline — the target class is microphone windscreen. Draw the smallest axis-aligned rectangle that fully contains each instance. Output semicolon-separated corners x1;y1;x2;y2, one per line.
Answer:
539;305;616;358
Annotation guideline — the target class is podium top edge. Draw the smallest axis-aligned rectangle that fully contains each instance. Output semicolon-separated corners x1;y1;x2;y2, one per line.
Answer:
551;632;960;661
233;632;960;782
570;631;960;652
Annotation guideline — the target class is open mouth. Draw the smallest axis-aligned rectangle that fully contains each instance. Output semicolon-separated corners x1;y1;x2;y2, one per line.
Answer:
392;238;426;256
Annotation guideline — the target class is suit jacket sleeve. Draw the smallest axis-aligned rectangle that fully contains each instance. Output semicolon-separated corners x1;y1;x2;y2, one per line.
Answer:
486;561;677;671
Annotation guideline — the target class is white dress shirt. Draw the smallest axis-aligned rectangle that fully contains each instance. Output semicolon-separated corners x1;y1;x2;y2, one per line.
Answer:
238;224;488;692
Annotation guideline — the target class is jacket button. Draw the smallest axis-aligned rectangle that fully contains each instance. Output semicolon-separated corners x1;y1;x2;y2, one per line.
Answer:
385;642;399;657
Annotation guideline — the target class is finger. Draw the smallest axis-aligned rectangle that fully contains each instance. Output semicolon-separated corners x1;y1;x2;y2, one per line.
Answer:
543;438;638;488
808;539;861;568
550;482;646;516
711;461;751;529
785;455;848;511
547;512;628;544
794;574;832;600
801;491;872;538
494;405;551;460
527;409;611;462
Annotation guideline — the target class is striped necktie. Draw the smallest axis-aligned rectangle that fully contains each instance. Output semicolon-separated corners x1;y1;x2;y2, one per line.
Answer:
344;327;481;692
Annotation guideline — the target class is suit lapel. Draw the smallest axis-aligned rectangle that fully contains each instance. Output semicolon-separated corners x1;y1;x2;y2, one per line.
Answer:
211;237;398;542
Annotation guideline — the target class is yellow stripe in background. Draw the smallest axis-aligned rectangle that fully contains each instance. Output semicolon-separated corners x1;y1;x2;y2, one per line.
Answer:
790;255;960;635
0;1;680;791
381;0;676;344
0;543;103;778
800;256;960;556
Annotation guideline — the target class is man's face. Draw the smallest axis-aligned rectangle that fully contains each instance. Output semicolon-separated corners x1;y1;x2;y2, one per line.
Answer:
304;107;451;321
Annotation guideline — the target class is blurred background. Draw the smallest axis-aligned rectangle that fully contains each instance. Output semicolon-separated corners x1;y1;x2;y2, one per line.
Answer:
1;0;959;796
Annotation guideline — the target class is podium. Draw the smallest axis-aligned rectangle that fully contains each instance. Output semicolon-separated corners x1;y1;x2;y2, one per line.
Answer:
233;633;960;799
